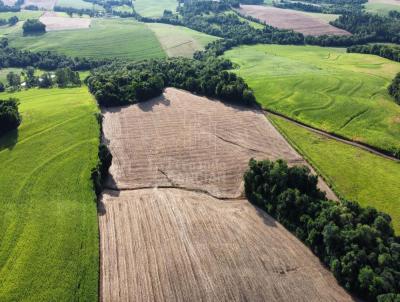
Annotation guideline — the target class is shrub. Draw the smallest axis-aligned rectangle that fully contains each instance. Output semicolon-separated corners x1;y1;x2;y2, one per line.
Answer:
0;98;21;136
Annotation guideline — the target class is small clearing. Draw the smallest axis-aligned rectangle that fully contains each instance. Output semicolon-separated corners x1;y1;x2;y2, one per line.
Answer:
40;12;91;31
236;5;350;36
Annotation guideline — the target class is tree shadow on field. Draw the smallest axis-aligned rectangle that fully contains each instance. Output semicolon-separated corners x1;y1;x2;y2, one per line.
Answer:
0;129;19;152
251;203;278;228
137;94;171;112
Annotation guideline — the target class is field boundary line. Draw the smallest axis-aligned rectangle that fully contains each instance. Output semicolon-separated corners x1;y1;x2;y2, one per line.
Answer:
264;109;399;162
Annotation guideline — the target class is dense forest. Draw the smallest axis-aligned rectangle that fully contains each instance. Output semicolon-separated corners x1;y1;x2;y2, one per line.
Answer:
0;98;21;136
388;73;400;104
347;44;400;62
244;159;400;302
87;57;255;107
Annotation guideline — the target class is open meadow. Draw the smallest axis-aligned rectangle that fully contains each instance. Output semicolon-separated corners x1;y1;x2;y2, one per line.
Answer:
224;44;400;155
55;0;103;10
270;115;400;233
134;0;178;17
365;0;400;14
0;87;99;301
8;18;165;60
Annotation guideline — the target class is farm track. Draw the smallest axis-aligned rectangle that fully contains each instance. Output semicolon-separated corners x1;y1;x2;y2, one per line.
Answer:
265;110;399;162
97;88;358;301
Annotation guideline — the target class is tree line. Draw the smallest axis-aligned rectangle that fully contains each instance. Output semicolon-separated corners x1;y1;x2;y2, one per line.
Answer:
244;159;400;302
388;73;400;105
347;44;400;62
0;98;21;137
87;57;255;107
0;15;18;26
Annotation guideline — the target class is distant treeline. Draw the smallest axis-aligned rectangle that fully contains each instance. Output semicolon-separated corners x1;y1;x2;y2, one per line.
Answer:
0;38;110;71
347;44;400;62
87;57;255;107
389;73;400;105
0;98;21;137
0;0;21;12
244;159;400;302
0;15;18;26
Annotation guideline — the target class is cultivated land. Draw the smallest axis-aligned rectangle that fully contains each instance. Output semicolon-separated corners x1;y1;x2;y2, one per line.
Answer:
56;0;100;9
40;11;91;31
0;87;99;301
224;44;400;154
9;18;165;60
134;0;178;17
146;23;218;58
22;0;57;10
270;115;400;233
98;88;352;301
236;5;350;36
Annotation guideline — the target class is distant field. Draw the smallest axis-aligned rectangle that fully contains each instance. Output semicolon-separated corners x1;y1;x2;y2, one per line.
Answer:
112;4;133;12
236;5;349;36
0;11;42;21
55;0;103;10
0;87;99;301
270;115;400;233
365;2;400;14
146;23;218;58
224;44;400;155
0;68;22;83
134;0;177;17
8;19;165;60
23;0;57;10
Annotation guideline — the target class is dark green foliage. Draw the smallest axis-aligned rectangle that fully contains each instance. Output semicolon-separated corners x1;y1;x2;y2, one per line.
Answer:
0;0;20;12
87;57;255;107
0;98;21;136
6;71;20;88
38;72;53;88
55;67;81;88
244;159;400;301
388;73;400;104
347;44;400;62
8;15;18;26
91;143;112;195
22;19;46;35
0;81;4;92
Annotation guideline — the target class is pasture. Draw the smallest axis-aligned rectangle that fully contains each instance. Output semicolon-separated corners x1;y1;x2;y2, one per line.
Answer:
236;5;350;36
40;12;91;31
365;0;400;14
8;18;165;60
224;44;400;155
270;115;400;233
146;23;218;58
134;0;178;17
0;87;99;301
0;11;43;21
55;0;103;10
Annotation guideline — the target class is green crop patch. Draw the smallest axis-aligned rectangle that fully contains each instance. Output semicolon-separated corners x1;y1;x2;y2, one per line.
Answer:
224;44;400;155
0;87;99;301
134;0;178;17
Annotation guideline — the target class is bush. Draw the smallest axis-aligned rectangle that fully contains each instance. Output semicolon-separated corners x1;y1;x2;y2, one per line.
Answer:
22;19;46;35
388;73;400;104
244;159;400;301
0;98;21;136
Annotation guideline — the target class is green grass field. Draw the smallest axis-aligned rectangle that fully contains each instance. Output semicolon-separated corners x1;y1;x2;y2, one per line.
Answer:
134;0;178;17
55;0;104;10
0;10;42;21
0;87;99;301
270;115;400;233
8;18;165;60
365;2;400;14
224;44;400;155
146;23;218;58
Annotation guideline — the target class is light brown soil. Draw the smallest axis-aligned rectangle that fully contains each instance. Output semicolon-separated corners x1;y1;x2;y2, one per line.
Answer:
99;188;355;302
102;88;336;199
39;12;91;31
99;88;350;301
22;0;57;10
237;5;351;36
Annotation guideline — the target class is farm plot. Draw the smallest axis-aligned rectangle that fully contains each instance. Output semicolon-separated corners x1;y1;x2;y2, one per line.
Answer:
99;87;352;301
224;44;400;156
134;0;177;17
40;12;91;31
146;23;218;58
236;5;350;36
22;0;57;10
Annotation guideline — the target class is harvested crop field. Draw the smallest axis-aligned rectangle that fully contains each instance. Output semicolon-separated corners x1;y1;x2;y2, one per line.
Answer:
23;0;56;10
99;188;354;302
102;88;335;199
236;5;350;36
40;12;91;31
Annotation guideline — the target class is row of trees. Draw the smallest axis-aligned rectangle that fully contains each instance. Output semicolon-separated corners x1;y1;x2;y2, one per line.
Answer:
0;98;20;136
0;0;21;12
87;57;255;107
244;159;400;302
0;15;18;26
347;44;400;62
0;38;110;71
388;73;400;104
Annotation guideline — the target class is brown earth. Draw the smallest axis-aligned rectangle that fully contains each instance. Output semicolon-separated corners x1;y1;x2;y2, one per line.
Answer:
99;88;351;301
22;0;57;10
237;5;351;36
39;11;91;31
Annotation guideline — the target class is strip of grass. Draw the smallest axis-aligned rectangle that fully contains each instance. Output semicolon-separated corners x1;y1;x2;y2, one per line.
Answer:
0;10;42;20
0;87;99;301
8;18;165;60
55;0;104;10
224;44;400;155
134;0;178;17
270;114;400;233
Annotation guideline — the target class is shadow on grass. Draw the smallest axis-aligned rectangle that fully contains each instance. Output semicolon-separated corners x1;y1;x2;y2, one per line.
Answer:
0;128;19;152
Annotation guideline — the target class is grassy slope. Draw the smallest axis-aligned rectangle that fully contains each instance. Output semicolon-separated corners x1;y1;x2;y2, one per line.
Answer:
0;87;99;301
55;0;104;10
224;44;400;154
146;23;218;58
0;10;42;20
8;18;165;60
270;115;400;233
134;0;177;17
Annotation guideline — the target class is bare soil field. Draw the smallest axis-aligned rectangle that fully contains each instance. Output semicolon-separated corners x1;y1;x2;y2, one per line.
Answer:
99;188;355;302
22;0;57;10
39;12;91;31
236;5;350;36
102;88;336;199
